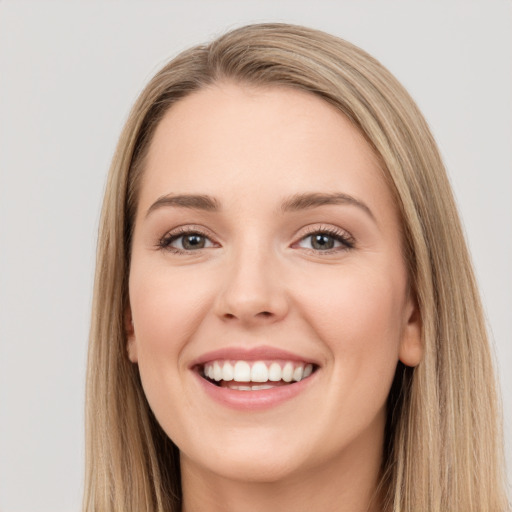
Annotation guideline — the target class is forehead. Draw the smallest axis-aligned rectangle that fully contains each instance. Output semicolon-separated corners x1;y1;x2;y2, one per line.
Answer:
139;82;395;219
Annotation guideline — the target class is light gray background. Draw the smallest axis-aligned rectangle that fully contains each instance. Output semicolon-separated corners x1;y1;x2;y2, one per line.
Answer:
0;1;510;511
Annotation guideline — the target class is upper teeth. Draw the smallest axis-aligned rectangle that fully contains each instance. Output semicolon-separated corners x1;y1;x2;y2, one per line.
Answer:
203;360;314;383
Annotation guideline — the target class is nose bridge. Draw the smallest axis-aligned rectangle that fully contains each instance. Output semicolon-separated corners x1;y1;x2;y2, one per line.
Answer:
215;232;287;323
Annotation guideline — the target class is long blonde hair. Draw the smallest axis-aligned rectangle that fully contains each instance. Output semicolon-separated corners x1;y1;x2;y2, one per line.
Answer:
84;23;509;512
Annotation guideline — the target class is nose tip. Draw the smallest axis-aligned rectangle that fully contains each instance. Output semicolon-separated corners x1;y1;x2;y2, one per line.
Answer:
214;260;289;325
218;292;288;325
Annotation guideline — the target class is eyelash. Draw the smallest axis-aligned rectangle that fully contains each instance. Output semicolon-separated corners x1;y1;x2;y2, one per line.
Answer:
297;226;355;253
157;227;215;254
157;225;355;255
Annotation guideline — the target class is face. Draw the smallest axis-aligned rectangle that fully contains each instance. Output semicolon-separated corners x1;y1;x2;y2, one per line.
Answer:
127;83;422;484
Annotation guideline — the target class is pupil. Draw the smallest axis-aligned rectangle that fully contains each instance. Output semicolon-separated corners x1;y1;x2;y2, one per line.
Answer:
183;234;205;250
312;234;334;250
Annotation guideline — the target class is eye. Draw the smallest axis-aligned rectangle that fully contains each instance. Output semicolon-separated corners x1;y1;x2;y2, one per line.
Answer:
296;228;354;252
159;229;216;253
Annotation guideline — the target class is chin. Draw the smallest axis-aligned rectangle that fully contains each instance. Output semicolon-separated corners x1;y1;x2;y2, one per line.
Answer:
201;453;303;484
180;431;311;484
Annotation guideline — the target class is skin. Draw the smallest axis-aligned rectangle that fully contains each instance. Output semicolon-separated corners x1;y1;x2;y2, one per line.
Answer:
126;83;422;512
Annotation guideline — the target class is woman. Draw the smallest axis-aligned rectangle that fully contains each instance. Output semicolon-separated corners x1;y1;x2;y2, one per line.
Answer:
84;23;509;512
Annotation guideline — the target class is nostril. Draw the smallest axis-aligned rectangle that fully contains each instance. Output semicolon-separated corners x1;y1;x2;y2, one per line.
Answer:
223;311;273;320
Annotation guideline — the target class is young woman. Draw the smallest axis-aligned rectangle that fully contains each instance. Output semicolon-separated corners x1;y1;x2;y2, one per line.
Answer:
84;23;509;512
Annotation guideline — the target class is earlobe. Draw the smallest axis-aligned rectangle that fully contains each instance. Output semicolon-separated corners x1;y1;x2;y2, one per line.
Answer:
125;308;138;363
399;296;423;367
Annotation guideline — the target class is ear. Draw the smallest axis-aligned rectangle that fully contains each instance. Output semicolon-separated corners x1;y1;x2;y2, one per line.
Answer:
398;293;423;367
125;307;138;363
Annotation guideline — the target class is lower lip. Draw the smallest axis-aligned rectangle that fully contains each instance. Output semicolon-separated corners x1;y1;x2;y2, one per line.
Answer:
193;371;317;411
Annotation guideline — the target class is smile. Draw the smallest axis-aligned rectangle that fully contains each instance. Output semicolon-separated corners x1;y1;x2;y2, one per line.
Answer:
191;346;320;409
202;360;315;390
190;346;321;411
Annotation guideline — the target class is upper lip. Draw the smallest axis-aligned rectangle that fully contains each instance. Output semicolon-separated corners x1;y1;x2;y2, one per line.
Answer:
190;345;320;369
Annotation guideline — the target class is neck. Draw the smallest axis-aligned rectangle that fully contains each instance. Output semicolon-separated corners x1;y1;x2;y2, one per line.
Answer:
180;424;384;512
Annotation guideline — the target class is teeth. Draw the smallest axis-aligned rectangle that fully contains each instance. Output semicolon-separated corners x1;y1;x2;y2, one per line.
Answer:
213;361;222;381
233;361;251;382
230;384;275;391
251;361;269;382
203;359;315;385
282;362;294;382
268;362;282;382
222;361;234;381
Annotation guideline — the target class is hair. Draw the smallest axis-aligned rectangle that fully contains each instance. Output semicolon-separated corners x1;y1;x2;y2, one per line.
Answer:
84;23;509;512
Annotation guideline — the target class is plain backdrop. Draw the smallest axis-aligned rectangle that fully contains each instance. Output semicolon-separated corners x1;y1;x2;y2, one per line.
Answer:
0;1;511;511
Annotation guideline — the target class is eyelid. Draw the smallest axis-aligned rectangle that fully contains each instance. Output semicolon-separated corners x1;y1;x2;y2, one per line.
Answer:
156;223;355;254
292;224;355;252
157;225;219;252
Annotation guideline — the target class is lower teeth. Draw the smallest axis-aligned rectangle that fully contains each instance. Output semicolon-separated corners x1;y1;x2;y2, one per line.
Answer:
228;384;275;391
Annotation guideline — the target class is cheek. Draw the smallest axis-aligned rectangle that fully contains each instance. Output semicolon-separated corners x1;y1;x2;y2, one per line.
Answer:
294;265;406;394
128;263;218;379
127;264;218;433
299;264;404;340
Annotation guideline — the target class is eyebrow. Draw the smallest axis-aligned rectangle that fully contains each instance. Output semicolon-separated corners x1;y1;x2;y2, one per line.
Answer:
280;192;375;221
145;191;375;221
146;194;221;217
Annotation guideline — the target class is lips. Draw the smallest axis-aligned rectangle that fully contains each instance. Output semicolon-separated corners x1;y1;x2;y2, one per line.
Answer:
190;346;319;406
191;345;320;368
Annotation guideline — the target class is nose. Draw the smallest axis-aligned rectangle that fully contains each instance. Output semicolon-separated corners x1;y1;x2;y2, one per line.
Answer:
213;245;289;326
